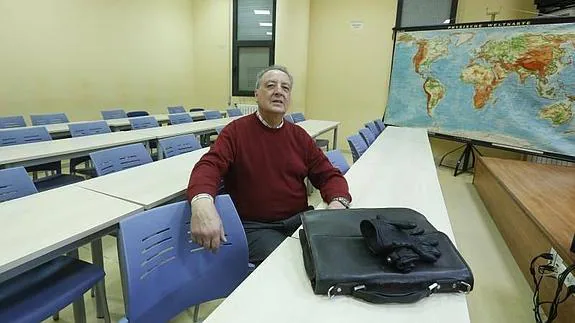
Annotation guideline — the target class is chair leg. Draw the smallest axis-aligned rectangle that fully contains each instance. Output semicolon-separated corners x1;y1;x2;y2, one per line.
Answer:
193;304;200;323
52;312;59;321
91;239;107;319
95;279;111;323
72;296;87;323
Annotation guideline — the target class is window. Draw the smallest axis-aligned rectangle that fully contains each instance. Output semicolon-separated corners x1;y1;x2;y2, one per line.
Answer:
233;0;277;97
395;0;459;28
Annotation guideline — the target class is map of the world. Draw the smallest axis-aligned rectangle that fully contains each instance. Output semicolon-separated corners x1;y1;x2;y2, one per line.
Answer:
385;20;575;157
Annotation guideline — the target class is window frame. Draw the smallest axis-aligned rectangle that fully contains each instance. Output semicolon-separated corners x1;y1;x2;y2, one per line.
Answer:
232;0;277;97
395;0;459;28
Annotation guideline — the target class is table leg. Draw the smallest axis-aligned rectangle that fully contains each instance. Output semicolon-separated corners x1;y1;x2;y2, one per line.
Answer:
91;239;107;319
333;126;338;150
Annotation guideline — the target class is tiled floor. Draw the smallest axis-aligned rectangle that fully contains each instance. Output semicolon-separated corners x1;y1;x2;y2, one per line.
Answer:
44;152;534;323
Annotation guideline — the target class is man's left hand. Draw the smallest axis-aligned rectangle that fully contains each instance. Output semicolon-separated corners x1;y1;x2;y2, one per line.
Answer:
327;200;347;209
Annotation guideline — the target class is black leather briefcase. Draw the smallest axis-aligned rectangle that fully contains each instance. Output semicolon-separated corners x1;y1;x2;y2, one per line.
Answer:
298;208;474;304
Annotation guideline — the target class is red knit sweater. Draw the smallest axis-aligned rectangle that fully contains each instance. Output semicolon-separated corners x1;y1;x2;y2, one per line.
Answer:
187;113;351;222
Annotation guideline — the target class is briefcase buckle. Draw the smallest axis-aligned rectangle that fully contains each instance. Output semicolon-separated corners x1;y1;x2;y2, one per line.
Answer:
454;281;471;294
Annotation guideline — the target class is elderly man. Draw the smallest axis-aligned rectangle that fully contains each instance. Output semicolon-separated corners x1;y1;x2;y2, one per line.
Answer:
187;65;351;265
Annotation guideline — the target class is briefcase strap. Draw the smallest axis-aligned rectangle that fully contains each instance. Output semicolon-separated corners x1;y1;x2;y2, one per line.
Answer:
327;282;442;304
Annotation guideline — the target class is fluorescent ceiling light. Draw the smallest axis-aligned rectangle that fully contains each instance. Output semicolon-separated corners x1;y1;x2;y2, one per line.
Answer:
266;32;273;35
254;9;271;15
259;22;273;27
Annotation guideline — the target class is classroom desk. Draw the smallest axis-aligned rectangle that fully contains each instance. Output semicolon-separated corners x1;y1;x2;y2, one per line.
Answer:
204;126;470;323
77;148;209;209
296;120;339;149
0;130;156;169
0;185;143;283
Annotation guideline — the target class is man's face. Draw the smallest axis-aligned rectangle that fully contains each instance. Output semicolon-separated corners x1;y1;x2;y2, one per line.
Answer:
255;70;292;115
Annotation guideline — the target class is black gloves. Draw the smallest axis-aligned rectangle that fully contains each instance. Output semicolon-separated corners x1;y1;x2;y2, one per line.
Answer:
360;216;441;273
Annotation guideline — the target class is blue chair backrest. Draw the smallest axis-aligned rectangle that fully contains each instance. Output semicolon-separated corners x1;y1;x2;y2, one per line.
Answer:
0;127;52;146
226;108;243;117
290;112;305;123
126;111;149;118
347;134;368;162
359;127;376;146
101;109;127;120
129;116;159;130
325;150;350;175
0;167;38;202
167;106;186;114
158;134;202;158
284;114;294;123
168;113;193;125
203;111;222;120
117;195;248;323
215;126;225;134
375;120;385;133
30;113;69;126
365;121;380;136
0;116;26;129
89;143;153;176
68;121;111;137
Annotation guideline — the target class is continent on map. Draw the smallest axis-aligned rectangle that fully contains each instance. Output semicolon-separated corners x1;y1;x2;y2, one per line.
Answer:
397;33;416;43
539;100;574;125
423;78;445;115
413;38;450;75
453;32;475;47
461;64;498;109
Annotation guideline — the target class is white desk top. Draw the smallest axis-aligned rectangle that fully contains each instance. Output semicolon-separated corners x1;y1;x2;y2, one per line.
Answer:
204;126;470;323
296;120;339;138
76;148;209;209
133;117;241;139
0;130;155;167
0;185;143;279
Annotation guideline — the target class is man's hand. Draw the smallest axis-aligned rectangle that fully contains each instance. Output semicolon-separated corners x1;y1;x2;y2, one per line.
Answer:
327;200;347;209
190;198;227;252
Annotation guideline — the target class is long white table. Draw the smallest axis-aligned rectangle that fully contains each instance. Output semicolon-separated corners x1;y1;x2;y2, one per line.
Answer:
0;117;238;168
203;126;470;323
296;120;339;149
0;185;144;283
77;148;208;209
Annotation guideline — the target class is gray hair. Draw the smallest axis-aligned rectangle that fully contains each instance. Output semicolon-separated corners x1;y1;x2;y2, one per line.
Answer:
255;65;293;90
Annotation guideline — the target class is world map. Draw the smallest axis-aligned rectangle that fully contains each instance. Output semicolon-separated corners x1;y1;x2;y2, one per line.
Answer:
386;21;575;157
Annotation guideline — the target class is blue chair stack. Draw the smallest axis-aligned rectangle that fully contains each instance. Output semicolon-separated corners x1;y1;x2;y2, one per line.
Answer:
359;127;376;146
117;195;249;322
347;134;368;162
325;149;350;175
365;121;381;137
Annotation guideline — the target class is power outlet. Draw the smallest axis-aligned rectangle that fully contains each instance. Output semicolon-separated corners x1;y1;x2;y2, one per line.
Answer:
549;248;575;287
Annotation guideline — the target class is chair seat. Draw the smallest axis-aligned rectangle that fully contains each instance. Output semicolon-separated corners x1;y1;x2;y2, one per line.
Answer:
34;174;85;192
0;256;104;322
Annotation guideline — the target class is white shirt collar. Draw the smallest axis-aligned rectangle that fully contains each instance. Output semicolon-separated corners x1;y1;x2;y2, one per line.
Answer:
256;110;284;129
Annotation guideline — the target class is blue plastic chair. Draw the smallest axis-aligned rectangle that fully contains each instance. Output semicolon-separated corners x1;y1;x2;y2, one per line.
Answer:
0;168;109;322
375;120;386;133
129;116;159;130
203;111;222;120
69;121;112;176
359;127;376;146
365;121;380;136
226;108;243;117
126;111;149;118
0;127;52;146
325;150;350;175
0;167;38;202
30;113;69;125
117;195;249;323
101;109;127;120
0;127;84;190
347;134;368;163
168;106;186;114
0;116;26;129
290;112;305;123
158;134;202;158
69;121;111;137
89;143;153;176
169;113;194;125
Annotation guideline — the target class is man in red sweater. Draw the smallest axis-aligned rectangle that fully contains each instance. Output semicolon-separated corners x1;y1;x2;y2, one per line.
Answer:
187;65;351;265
